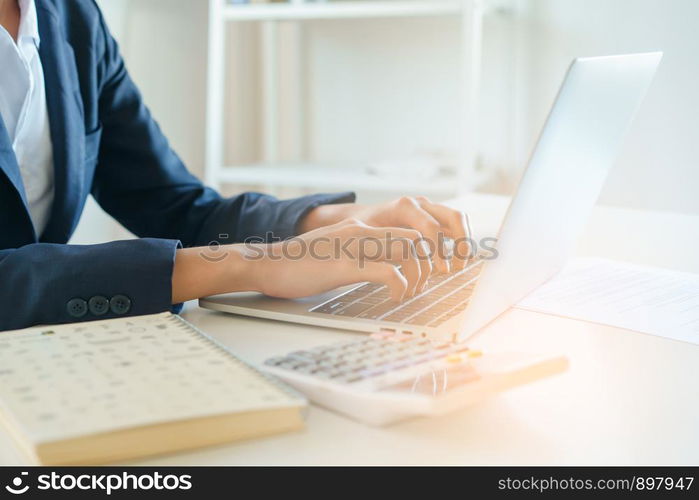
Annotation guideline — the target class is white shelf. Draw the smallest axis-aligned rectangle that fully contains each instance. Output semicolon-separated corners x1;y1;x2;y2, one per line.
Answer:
218;164;459;194
206;0;483;195
224;1;463;22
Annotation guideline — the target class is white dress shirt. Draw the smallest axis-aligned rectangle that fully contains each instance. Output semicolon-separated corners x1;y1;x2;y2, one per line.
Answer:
0;0;54;236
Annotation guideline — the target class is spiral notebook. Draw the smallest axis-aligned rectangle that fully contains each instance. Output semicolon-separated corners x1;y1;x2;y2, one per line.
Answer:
0;313;306;465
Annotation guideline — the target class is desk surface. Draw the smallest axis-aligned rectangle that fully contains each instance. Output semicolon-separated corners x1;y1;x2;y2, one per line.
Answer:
1;194;697;465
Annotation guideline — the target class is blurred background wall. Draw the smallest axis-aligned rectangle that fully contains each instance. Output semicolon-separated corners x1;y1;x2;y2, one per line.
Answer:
71;0;699;244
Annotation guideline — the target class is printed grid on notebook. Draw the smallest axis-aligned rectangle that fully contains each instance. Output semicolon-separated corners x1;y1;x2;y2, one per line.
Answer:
0;313;301;444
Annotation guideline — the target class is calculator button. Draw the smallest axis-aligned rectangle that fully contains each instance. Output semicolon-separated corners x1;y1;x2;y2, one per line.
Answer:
359;367;388;378
339;374;364;384
313;369;335;379
278;360;303;370
287;351;318;363
446;353;464;363
346;363;367;372
264;357;287;366
293;365;317;374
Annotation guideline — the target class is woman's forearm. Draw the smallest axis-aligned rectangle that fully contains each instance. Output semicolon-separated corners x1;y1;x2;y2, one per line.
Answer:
171;246;260;303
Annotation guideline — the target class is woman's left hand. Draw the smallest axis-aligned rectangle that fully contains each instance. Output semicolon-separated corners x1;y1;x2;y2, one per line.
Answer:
299;196;472;273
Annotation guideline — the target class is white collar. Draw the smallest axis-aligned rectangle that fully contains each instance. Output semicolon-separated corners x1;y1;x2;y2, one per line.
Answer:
17;0;40;48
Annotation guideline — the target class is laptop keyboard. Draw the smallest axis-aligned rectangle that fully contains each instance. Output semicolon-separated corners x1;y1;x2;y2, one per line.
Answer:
310;260;483;327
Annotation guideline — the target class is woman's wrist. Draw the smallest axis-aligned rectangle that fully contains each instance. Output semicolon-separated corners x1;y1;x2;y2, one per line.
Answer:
227;243;267;294
171;244;264;303
298;203;365;233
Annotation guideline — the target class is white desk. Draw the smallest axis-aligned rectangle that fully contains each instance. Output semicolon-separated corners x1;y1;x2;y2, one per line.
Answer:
1;194;697;465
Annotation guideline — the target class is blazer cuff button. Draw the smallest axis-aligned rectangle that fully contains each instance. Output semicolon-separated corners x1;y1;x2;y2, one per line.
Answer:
66;298;88;318
109;295;132;315
88;296;110;316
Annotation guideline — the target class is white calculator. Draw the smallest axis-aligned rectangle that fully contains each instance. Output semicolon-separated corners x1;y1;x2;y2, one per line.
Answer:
262;333;568;426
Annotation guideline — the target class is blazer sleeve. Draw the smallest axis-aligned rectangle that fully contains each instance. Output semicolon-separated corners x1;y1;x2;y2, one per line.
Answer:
0;239;179;331
90;7;355;247
0;5;355;332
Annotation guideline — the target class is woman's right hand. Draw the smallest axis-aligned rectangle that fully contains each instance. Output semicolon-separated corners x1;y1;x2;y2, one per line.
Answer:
243;218;432;301
171;218;432;304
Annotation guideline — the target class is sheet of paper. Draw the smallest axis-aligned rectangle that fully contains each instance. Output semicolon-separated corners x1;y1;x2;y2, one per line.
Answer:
517;258;699;344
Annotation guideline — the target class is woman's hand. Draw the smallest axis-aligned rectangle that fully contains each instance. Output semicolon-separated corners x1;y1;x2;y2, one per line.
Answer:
299;196;472;273
172;217;430;304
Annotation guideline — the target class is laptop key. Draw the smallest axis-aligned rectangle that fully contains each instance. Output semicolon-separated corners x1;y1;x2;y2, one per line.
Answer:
383;310;414;322
360;295;386;305
312;301;346;314
358;300;398;319
357;283;383;293
336;301;375;317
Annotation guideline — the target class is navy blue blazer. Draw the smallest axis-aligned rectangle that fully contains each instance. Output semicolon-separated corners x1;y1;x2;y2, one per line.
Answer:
0;0;354;331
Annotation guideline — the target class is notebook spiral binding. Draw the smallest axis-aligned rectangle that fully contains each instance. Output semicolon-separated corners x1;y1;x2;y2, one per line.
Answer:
168;314;309;413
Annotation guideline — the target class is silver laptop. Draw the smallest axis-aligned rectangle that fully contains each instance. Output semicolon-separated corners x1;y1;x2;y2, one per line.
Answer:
201;53;662;341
